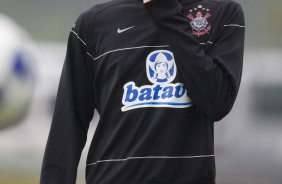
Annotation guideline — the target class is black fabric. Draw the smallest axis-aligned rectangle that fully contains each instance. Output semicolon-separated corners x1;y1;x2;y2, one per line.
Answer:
40;0;245;183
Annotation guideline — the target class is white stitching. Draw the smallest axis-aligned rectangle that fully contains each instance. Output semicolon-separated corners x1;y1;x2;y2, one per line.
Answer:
68;32;170;62
86;155;215;166
92;45;170;61
87;52;95;60
70;30;96;61
70;30;87;45
224;24;245;28
200;41;213;45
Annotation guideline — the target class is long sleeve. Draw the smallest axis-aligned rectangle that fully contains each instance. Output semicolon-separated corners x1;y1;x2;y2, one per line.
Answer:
143;0;245;121
40;14;96;184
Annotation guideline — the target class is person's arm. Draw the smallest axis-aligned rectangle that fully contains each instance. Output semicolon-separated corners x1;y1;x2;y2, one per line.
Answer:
143;0;245;121
40;13;96;184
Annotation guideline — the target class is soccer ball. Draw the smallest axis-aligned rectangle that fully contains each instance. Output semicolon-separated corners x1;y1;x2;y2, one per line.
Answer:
0;14;36;130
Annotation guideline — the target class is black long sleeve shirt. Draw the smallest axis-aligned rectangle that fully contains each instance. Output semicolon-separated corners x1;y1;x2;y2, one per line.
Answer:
40;0;245;183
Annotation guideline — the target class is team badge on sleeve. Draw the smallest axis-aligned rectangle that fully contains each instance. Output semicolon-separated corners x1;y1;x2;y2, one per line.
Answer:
121;50;192;112
186;5;212;37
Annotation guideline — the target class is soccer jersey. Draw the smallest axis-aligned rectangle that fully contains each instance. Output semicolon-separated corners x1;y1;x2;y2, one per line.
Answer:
40;0;245;183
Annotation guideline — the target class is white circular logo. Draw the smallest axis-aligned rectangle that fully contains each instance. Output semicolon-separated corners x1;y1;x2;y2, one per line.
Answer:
190;16;209;32
146;50;177;84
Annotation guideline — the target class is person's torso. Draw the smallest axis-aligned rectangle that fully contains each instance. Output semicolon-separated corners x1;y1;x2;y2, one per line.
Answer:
83;0;229;183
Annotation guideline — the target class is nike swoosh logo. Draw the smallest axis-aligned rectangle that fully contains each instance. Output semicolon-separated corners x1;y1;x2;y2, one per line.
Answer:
117;26;135;33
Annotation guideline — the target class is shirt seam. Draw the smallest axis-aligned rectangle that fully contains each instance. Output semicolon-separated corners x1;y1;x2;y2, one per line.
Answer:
86;154;215;166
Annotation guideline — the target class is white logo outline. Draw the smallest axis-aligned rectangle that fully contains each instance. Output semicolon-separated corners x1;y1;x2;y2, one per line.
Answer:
146;50;177;84
117;26;135;34
121;49;193;112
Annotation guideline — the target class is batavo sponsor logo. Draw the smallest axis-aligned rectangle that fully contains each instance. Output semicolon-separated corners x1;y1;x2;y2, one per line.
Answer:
121;50;192;112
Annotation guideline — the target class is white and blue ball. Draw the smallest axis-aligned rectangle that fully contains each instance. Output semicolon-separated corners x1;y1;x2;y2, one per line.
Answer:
0;14;36;129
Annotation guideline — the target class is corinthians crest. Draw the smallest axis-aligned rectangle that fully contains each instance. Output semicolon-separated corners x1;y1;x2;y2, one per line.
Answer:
187;5;212;37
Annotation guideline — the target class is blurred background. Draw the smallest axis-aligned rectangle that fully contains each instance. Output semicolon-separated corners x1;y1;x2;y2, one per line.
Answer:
0;0;281;184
